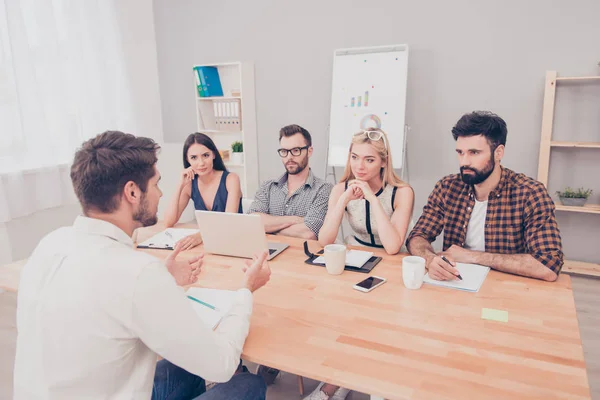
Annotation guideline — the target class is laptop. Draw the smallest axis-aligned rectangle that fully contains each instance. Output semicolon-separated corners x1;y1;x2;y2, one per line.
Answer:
194;211;289;261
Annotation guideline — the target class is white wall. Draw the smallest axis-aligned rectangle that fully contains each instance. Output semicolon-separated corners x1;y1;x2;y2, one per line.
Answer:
2;0;165;264
153;0;600;262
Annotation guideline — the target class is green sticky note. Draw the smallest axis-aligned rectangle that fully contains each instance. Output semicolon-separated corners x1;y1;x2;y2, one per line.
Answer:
481;308;509;323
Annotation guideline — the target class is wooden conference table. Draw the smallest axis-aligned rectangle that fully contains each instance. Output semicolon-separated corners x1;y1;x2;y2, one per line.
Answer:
0;223;590;399
135;223;590;400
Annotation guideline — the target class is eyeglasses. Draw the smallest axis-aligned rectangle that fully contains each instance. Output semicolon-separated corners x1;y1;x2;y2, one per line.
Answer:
354;130;388;148
277;146;309;157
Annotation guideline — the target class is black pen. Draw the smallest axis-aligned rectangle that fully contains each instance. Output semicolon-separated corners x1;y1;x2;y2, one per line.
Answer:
440;255;463;280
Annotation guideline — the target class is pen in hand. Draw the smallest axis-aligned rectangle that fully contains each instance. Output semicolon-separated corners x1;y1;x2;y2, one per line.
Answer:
440;255;463;280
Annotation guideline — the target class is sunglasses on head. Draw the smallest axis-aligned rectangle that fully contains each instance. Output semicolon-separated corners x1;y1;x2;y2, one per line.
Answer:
354;130;388;148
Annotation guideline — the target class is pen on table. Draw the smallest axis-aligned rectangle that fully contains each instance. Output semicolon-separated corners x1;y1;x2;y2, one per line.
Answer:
187;295;220;311
440;255;463;280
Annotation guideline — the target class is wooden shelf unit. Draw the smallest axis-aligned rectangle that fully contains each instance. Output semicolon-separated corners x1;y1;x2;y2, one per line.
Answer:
550;141;600;149
562;260;600;278
555;76;600;82
537;70;600;278
555;204;600;215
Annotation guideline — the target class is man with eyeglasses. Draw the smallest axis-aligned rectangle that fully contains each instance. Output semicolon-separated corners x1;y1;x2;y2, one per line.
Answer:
248;124;332;242
248;124;332;385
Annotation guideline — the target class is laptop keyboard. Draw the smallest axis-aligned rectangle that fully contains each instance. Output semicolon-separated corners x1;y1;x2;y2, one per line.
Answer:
268;249;277;255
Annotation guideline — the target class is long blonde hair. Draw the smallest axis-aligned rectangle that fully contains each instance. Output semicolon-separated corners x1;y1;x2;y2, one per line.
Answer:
340;128;408;188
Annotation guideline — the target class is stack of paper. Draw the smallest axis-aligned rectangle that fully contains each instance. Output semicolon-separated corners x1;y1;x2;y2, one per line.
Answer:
137;228;200;250
423;262;490;292
313;249;374;269
186;287;236;330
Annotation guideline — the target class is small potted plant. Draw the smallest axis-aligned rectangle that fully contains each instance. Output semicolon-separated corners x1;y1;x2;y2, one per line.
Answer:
230;141;244;165
556;187;593;207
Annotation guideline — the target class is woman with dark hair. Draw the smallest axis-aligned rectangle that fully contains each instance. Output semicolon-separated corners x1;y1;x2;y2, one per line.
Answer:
164;132;242;250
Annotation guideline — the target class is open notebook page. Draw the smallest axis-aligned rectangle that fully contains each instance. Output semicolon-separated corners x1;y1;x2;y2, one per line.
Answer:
423;262;490;292
186;288;236;330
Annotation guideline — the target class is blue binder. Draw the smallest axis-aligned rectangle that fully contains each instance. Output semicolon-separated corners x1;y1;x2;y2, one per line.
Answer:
194;66;224;97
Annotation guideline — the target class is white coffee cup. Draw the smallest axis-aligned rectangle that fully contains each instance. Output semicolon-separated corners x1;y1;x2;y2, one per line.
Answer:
324;244;346;275
402;256;426;289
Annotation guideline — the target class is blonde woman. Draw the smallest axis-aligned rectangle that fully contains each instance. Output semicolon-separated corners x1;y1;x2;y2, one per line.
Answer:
319;128;414;254
307;129;414;400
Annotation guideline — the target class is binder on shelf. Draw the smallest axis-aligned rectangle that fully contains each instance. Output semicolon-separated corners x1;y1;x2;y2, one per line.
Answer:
194;66;224;97
205;99;243;132
194;68;206;97
235;101;242;129
213;103;220;130
224;102;231;131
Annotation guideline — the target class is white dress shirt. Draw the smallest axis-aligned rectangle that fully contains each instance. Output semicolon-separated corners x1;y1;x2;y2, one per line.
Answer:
14;216;253;399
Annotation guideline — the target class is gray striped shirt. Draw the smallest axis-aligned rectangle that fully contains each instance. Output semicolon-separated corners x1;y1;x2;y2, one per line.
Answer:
247;169;332;238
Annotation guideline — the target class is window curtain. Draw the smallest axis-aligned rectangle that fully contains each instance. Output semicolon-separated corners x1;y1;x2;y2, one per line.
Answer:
0;0;144;263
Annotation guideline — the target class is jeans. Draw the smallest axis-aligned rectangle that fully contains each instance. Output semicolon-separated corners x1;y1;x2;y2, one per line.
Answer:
152;359;267;400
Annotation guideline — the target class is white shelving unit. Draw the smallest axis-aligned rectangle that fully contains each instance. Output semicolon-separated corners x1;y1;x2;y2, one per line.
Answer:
193;62;259;198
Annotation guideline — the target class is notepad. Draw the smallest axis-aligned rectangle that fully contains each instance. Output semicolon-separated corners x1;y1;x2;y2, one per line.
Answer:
312;249;374;268
137;228;200;250
186;287;236;330
423;262;490;292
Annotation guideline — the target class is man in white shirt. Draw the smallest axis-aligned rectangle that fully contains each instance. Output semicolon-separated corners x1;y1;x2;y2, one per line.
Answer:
14;131;270;399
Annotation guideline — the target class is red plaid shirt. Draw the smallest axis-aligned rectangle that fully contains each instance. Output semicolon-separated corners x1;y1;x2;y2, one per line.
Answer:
407;166;564;273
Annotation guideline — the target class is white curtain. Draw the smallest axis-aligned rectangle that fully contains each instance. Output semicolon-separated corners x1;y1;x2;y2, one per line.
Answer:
0;0;148;264
0;0;138;225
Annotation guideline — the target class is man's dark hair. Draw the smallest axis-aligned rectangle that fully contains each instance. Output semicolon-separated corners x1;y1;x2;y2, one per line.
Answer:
279;124;312;147
451;111;507;151
70;131;160;213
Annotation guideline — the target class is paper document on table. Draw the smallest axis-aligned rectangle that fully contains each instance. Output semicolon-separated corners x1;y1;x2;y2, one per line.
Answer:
136;228;200;250
423;263;490;292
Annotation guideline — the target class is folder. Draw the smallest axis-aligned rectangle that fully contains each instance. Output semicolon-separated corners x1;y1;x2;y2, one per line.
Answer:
195;66;224;97
303;241;381;273
193;67;207;97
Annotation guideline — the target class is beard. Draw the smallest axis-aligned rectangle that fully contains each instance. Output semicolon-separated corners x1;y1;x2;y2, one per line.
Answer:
460;155;495;185
133;193;158;227
285;156;309;175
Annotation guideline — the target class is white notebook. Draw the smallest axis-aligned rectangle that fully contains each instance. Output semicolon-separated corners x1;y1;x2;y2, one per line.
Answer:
423;262;490;292
186;287;236;330
137;228;200;250
312;249;374;268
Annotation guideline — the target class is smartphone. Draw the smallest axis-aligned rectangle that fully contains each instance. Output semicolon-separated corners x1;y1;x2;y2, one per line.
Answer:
353;276;386;293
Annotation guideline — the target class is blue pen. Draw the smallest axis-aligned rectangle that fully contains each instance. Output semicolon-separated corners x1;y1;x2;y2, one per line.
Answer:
187;295;220;311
